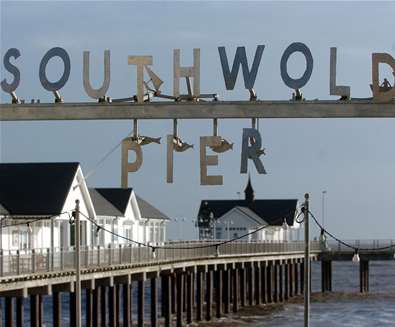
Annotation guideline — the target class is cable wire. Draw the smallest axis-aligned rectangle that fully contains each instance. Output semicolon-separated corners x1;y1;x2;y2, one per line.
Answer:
1;211;70;228
308;209;395;252
79;207;299;250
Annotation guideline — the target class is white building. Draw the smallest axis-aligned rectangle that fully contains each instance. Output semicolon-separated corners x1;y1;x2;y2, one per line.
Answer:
0;162;96;251
197;177;301;241
0;162;169;252
89;188;168;247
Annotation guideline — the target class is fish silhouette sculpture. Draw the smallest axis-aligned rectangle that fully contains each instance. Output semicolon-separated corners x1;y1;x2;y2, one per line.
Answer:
256;148;266;157
173;136;194;152
209;138;233;153
131;136;161;146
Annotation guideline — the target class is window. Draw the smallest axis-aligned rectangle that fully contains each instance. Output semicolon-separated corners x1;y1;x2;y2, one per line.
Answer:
12;231;19;247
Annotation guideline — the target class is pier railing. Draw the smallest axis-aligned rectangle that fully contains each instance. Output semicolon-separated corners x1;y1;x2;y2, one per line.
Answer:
0;240;320;278
325;239;395;252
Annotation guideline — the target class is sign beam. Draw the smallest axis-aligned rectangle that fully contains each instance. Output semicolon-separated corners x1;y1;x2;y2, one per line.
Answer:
1;100;395;121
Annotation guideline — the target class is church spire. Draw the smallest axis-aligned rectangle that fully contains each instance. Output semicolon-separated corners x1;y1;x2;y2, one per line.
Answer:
244;174;255;204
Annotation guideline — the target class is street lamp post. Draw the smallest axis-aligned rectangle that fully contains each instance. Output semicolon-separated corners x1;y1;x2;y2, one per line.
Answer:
74;200;81;327
322;190;327;228
303;193;310;327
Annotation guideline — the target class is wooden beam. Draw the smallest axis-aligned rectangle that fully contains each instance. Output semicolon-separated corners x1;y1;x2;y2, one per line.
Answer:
1;100;395;121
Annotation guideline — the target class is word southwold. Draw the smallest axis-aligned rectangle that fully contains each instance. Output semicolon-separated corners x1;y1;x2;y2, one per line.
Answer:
1;43;395;103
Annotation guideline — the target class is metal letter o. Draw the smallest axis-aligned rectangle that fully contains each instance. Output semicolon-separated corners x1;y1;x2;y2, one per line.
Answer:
280;42;313;89
39;47;71;91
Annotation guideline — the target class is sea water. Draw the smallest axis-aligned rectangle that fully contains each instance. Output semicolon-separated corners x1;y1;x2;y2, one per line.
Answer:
3;261;395;326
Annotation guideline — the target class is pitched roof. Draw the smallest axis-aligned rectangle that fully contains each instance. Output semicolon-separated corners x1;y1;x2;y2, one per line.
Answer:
233;206;268;225
136;195;170;220
89;188;123;217
0;203;9;215
0;162;79;216
93;188;132;216
198;199;298;226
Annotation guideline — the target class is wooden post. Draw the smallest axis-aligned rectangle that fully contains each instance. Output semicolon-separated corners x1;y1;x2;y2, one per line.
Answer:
85;289;93;327
273;263;279;303
93;286;100;327
109;286;116;327
5;297;14;327
100;286;107;327
162;275;172;327
123;283;131;327
295;262;299;295
151;277;158;327
266;263;272;303
196;271;203;321
138;280;144;327
186;272;193;324
38;295;43;327
300;261;304;293
30;295;39;327
289;262;294;298
53;292;62;327
247;264;254;306
239;267;246;307
116;284;120;326
255;263;261;305
279;263;284;302
176;273;184;327
284;262;289;300
70;292;76;327
232;268;239;313
223;268;230;313
171;274;176;314
261;261;267;304
206;270;213;321
16;297;23;327
215;269;223;319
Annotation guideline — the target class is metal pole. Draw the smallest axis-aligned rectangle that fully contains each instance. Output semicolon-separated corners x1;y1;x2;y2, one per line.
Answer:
75;199;81;327
322;190;327;228
304;193;310;327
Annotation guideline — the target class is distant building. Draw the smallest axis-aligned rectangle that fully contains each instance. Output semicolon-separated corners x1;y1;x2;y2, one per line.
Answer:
89;188;168;247
0;162;169;252
197;177;301;241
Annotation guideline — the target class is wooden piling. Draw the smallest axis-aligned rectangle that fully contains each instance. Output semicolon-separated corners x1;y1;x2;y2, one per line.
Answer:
205;270;213;321
196;271;203;322
93;286;100;327
215;269;222;319
137;280;144;327
123;283;131;327
254;263;261;305
151;277;158;327
223;267;230;313
5;297;13;327
16;297;23;327
261;261;267;304
232;268;239;313
239;267;246;307
186;272;193;324
85;289;93;327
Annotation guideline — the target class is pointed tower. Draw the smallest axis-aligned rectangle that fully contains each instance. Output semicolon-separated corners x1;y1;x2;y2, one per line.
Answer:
244;174;255;205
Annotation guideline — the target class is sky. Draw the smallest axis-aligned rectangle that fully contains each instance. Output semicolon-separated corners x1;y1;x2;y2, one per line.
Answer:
1;1;395;240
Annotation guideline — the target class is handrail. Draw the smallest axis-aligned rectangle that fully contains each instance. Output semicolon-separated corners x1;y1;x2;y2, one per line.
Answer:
0;241;320;279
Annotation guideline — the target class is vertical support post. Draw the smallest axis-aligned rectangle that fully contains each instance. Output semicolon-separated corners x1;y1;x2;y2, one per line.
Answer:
171;274;176;314
289;262;294;298
30;295;39;327
239;266;246;307
215;269;222;319
186;272;193;324
223;267;230;314
206;269;213;321
266;263;272;303
85;288;93;327
261;261;267;304
5;297;14;327
138;279;145;327
151;277;158;327
279;262;284;302
196;270;203;321
232;268;239;313
109;286;116;327
176;273;184;327
93;286;100;327
247;264;254;306
75;200;82;327
273;263;278;303
255;263;261;305
162;275;172;327
70;292;76;327
53;292;62;327
303;193;310;327
123;283;131;327
100;286;107;327
284;262;289;300
16;297;24;327
116;284;120;326
295;262;299;295
38;295;43;326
